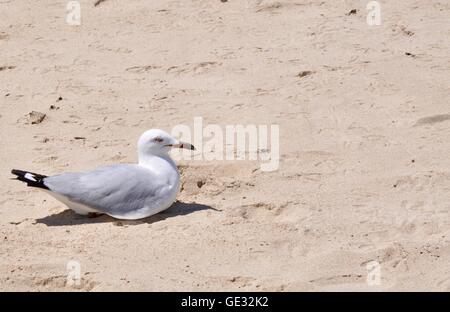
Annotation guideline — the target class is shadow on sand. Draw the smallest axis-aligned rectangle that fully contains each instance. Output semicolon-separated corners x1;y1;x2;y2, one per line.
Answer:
35;201;218;226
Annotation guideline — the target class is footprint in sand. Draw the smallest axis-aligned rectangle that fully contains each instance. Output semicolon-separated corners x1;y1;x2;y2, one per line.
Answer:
414;114;450;126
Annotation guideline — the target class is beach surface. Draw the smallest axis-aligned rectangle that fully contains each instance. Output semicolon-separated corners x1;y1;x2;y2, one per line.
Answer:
1;0;450;291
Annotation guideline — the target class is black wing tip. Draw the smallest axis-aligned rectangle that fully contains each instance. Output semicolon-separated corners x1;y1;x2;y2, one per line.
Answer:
11;169;49;190
11;169;25;176
11;169;48;178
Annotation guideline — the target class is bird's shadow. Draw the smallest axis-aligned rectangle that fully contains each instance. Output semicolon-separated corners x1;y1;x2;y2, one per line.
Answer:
35;201;219;227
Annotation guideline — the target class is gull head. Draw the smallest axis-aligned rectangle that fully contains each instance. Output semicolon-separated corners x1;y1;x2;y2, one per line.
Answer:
138;129;195;158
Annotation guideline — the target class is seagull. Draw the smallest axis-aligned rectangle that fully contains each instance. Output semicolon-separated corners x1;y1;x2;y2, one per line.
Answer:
11;129;195;220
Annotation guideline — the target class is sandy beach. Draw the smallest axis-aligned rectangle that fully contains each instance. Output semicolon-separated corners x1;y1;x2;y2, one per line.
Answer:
1;0;450;291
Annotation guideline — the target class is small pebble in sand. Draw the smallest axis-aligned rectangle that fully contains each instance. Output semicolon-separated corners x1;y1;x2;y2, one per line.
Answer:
0;65;15;71
27;111;46;124
405;52;415;57
346;9;357;15
297;70;314;78
94;0;108;7
197;180;205;188
400;26;414;36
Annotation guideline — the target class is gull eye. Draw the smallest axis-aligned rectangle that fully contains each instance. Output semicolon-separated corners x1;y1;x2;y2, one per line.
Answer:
153;137;164;143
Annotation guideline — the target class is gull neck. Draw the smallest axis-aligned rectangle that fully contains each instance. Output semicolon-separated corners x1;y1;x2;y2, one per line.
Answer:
138;153;177;172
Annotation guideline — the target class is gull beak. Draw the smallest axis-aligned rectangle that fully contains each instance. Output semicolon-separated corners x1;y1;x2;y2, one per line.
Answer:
171;141;195;150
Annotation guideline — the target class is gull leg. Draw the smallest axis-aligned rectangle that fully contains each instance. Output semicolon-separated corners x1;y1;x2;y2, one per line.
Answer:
87;212;104;218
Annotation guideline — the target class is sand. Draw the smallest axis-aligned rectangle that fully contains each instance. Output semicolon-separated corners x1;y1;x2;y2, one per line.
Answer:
1;0;450;291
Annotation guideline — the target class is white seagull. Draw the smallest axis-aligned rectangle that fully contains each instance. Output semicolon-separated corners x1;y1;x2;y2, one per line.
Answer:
11;129;195;220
